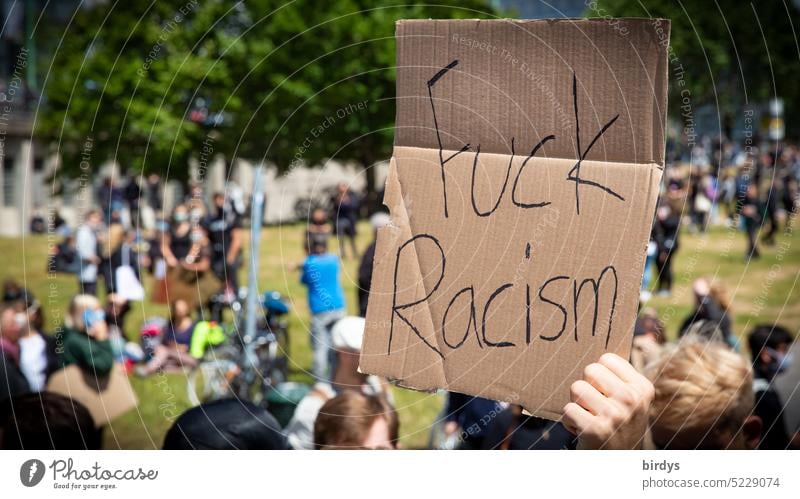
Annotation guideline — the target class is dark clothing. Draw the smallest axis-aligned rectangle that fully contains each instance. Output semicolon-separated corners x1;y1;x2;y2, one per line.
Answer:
164;321;195;347
358;241;377;317
79;281;98;296
204;207;242;289
0;350;30;403
754;381;790;449
204;207;242;256
481;409;576;450
101;244;140;295
679;296;733;344
445;392;502;448
169;228;193;261
333;194;359;236
654;212;680;292
741;194;763;257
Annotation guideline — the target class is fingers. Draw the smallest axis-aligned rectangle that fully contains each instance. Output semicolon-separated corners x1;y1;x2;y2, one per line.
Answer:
562;401;593;435
598;353;642;384
583;361;627;398
570;379;610;416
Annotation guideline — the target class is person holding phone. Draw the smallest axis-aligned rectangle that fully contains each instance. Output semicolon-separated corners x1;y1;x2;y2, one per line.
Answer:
60;294;114;377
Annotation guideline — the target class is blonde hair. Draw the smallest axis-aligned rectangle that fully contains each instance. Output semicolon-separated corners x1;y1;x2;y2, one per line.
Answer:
646;338;753;449
65;294;101;330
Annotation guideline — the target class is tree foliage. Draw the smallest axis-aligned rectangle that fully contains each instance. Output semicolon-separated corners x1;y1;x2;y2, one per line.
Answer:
39;0;499;183
592;0;800;137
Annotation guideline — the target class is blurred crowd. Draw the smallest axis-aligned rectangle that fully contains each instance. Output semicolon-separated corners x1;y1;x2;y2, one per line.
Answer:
0;133;799;451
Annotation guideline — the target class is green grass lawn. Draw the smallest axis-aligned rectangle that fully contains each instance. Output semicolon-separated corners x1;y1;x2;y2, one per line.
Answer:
1;218;799;448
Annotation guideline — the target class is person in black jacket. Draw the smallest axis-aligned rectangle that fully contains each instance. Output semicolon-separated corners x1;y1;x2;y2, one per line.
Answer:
679;277;734;346
741;183;763;259
653;200;680;296
748;325;794;449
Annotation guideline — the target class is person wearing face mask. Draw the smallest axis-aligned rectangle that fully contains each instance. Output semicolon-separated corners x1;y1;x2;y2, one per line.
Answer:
60;294;114;378
0;307;30;403
748;324;794;449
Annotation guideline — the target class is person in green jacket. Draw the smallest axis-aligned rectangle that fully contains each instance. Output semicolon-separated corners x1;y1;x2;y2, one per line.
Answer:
61;294;114;377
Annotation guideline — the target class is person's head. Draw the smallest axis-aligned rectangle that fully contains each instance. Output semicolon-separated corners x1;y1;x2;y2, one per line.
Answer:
313;391;398;450
634;308;666;345
331;316;366;383
747;324;794;380
0;306;23;344
647;338;761;449
212;192;225;210
311;207;327;225
172;204;189;224
337;182;349;196
85;209;102;228
0;392;100;449
163;399;288;450
66;294;106;337
747;182;759;198
171;299;191;321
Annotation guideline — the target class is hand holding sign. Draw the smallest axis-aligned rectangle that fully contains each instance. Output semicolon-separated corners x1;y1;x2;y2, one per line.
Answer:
563;353;654;449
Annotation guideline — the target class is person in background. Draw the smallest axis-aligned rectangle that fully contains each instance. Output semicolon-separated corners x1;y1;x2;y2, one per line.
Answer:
748;324;794;449
137;298;197;376
647;337;761;449
0;307;30;403
300;239;345;381
61;294;114;378
653;200;680;297
443;392;504;450
630;308;666;373
331;182;359;259
2;279;31;305
285;316;390;449
145;173;162;212
75;209;103;296
16;299;56;392
679;277;734;347
204;192;243;296
740;183;763;259
100;222;125;295
0;392;100;449
163;399;288;450
480;405;576;450
306;207;332;252
313;391;398;450
358;212;390;317
161;204;193;269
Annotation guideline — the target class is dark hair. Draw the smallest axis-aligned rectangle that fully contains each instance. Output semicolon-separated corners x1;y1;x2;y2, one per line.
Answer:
0;392;100;449
313;391;398;450
163;399;288;450
748;324;794;363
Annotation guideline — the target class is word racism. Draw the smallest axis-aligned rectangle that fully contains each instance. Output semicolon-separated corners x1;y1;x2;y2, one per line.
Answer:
386;60;622;359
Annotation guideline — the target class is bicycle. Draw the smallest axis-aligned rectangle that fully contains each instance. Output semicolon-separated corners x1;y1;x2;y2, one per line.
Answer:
186;290;290;408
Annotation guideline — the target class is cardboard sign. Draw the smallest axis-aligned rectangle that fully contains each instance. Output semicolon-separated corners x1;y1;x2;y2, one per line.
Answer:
360;19;670;420
47;364;138;427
